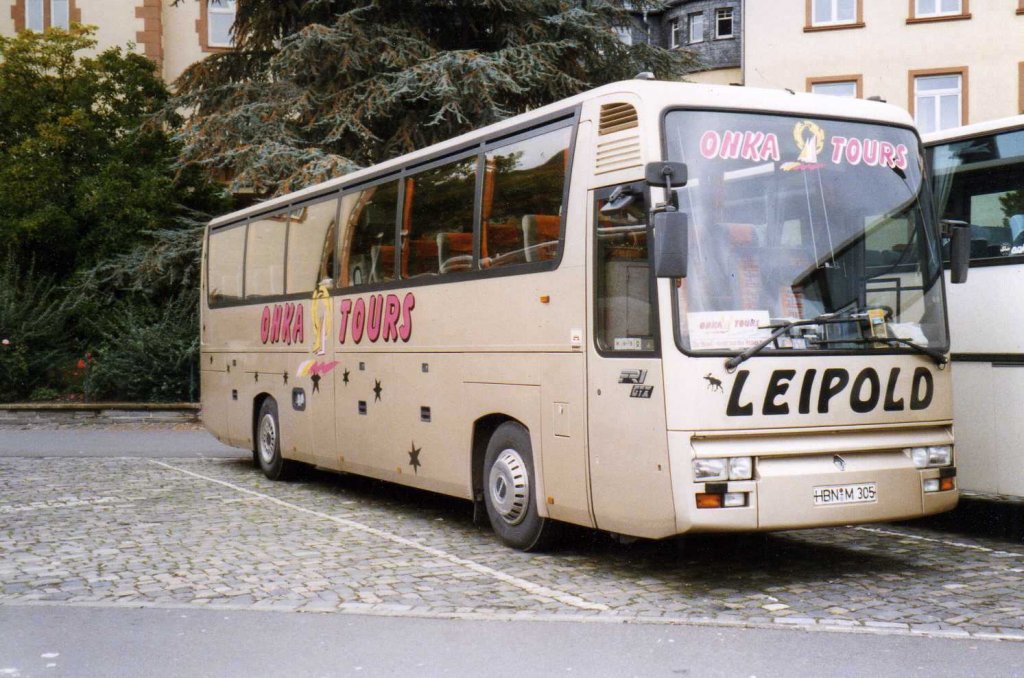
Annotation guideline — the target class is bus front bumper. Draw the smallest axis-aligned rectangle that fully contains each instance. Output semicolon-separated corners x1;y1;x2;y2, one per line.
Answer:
671;428;958;533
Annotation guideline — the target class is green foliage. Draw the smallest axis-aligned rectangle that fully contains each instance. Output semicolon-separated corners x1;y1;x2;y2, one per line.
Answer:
170;0;699;195
0;27;226;276
0;255;73;402
83;298;200;403
29;387;60;402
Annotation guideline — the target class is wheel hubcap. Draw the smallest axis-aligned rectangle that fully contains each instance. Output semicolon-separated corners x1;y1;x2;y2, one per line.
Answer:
488;448;529;525
258;414;276;465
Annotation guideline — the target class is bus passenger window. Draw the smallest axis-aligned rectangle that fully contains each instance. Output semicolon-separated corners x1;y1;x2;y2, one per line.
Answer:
339;181;399;286
207;225;245;302
404;157;477;278
483;126;572;268
244;213;288;298
286;198;338;294
595;186;654;353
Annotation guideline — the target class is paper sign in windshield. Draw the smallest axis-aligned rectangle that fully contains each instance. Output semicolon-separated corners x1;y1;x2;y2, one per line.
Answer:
698;121;909;172
688;310;771;351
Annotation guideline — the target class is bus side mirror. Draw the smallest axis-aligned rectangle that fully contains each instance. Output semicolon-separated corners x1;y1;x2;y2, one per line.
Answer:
943;220;970;284
653;211;688;278
645;162;687;191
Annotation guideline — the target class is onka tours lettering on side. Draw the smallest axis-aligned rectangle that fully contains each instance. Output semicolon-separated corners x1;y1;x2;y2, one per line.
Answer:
257;291;416;346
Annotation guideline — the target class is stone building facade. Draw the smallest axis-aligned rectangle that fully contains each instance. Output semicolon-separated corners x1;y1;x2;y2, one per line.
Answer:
627;0;743;85
0;0;236;84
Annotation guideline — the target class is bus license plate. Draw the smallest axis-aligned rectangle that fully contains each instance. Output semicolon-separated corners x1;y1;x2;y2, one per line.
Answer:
813;482;877;506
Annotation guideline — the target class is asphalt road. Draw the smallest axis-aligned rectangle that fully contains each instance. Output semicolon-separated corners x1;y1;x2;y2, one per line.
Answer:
2;426;1023;677
3;604;1023;678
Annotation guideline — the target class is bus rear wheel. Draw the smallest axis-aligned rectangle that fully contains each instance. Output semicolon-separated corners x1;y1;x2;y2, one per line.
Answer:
255;398;294;481
482;422;556;551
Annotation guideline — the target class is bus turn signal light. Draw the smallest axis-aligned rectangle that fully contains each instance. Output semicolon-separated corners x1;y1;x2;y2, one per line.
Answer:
696;492;748;509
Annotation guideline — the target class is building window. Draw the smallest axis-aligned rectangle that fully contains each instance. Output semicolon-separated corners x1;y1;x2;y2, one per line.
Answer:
670;18;682;48
688;12;705;43
615;26;633;46
811;0;857;26
715;7;734;39
909;0;970;22
207;0;237;48
809;77;861;98
915;0;961;17
912;71;966;134
22;0;69;31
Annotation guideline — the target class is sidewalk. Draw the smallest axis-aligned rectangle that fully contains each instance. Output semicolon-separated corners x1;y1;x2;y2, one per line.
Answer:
0;403;200;427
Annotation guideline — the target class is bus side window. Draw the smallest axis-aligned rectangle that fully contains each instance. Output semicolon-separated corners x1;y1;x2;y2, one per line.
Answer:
245;213;288;298
483;126;572;269
594;186;655;353
286;198;338;294
403;157;477;278
339;181;400;287
207;225;245;303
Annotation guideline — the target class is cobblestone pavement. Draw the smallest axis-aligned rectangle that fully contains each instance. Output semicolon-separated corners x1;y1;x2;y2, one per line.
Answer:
2;456;1024;642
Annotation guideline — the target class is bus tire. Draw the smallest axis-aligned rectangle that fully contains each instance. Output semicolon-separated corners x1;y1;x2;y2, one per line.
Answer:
255;398;293;481
482;422;555;551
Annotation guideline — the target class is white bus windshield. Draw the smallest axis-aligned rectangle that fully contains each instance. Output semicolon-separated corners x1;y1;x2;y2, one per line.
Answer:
664;110;948;355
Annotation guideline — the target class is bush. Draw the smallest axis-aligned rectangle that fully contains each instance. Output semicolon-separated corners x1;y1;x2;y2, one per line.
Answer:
0;255;73;402
28;386;60;402
83;298;198;403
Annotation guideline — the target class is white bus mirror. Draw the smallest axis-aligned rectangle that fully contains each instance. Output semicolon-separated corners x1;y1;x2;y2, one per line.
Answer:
653;211;688;278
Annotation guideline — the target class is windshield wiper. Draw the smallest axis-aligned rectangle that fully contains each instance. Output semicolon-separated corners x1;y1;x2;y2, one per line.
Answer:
723;313;865;371
810;336;948;366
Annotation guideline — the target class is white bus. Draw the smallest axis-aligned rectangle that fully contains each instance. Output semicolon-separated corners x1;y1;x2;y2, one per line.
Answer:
925;115;1024;498
202;79;965;550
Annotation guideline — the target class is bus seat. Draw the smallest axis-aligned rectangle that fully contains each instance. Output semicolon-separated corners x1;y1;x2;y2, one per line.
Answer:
522;214;561;262
481;220;525;268
437;232;474;273
370;244;395;281
404;238;441;277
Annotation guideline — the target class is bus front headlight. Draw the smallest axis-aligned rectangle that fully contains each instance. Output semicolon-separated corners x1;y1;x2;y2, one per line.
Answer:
693;457;753;482
693;458;728;482
905;445;952;468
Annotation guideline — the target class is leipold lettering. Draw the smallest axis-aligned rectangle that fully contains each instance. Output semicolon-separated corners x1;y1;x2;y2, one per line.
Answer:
725;367;934;417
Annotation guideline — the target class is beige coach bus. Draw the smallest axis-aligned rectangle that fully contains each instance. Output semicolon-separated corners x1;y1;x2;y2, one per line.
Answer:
202;79;968;550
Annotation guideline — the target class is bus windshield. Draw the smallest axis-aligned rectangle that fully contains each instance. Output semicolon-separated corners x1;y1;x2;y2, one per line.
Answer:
664;110;947;355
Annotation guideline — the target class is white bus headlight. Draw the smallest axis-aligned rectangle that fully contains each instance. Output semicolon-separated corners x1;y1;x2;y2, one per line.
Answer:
693;457;753;482
728;457;753;480
693;458;728;482
905;445;952;468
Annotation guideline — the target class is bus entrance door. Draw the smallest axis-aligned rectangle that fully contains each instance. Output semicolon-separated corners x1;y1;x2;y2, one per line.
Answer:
586;185;676;539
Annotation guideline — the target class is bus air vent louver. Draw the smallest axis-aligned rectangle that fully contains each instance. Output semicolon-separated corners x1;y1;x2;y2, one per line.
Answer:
599;102;639;135
596;103;642;175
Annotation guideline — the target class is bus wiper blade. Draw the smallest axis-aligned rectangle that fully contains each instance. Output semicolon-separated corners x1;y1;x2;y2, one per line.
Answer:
723;313;863;371
810;337;948;366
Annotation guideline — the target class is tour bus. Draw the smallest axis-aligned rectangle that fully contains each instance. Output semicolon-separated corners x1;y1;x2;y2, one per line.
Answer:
925;115;1024;498
202;79;967;551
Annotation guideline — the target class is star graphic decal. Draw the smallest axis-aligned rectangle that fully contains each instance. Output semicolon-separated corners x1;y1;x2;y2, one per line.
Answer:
342;368;350;385
311;373;321;394
408;441;421;474
373;379;383;402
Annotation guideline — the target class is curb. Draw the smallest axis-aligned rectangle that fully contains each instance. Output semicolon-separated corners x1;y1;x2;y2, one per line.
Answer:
0;403;201;426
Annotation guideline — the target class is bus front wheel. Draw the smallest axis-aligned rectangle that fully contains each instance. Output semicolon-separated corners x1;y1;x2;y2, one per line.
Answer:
483;422;555;551
255;398;294;481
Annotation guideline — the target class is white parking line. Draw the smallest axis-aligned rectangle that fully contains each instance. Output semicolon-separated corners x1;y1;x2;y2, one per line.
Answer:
148;460;609;612
854;526;1024;558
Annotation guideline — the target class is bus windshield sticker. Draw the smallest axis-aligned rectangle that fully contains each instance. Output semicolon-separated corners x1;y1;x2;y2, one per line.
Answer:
698;121;909;173
687;310;770;351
